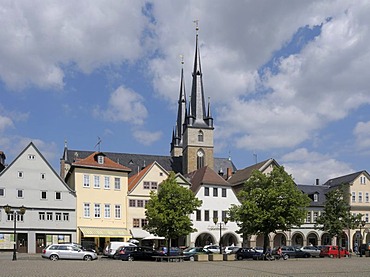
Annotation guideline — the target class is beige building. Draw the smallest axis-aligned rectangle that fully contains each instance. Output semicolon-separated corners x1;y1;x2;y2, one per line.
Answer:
64;152;131;250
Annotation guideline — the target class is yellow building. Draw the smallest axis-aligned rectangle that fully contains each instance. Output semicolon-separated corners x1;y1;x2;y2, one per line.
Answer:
64;152;131;251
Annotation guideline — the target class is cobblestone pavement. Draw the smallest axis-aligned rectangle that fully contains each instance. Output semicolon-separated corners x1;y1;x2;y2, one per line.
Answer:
1;253;370;277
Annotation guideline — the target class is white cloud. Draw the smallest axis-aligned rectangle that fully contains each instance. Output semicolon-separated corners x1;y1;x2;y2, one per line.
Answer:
0;0;150;90
354;121;370;149
96;85;148;125
0;115;13;132
132;129;162;146
281;148;354;184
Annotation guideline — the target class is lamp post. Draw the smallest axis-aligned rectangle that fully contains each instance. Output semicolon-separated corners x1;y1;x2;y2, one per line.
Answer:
3;205;26;261
213;217;228;254
359;220;365;257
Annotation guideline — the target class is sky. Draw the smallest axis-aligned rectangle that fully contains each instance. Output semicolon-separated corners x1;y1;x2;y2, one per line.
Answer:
1;0;370;185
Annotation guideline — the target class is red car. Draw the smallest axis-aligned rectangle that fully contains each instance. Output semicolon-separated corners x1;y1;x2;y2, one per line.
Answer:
319;246;350;258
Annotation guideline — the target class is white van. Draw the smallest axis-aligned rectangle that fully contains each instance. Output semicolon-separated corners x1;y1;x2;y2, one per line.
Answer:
103;242;136;258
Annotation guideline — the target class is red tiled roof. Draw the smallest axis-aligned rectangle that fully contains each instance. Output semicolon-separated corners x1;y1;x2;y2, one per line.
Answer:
73;152;131;172
128;162;153;191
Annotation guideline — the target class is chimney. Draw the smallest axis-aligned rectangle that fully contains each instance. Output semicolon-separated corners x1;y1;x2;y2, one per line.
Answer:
315;179;319;186
226;167;233;180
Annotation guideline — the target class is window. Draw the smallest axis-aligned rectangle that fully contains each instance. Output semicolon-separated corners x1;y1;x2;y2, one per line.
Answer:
151;182;157;190
114;178;121;190
313;211;319;223
16;213;24;222
94;176;100;188
104;204;110;218
314;193;318;202
94;204;101;218
222;188;226;197
55;192;61;200
352;192;356;203
213;188;218;197
97;155;104;164
145;200;149;207
197;150;204;169
41;191;47;200
359;192;363;203
137;200;144;208
141;219;148;227
115;205;121;219
63;213;69;221
143;182;150;189
55;213;62;221
28;154;35;160
129;200;136;207
366;192;369;203
17;189;23;198
39;212;45;221
360;176;366;184
366;214;369;223
7;213;14;221
204;210;209;221
204;187;209;196
46;212;53;221
196;210;201;221
198;130;204;142
104;177;110;189
84;203;90;218
213;211;218;221
133;218;140;228
306;212;311;223
159;172;163;176
0;188;4;197
41;173;46;180
222;210;227;221
18;171;23;178
83;175;90;187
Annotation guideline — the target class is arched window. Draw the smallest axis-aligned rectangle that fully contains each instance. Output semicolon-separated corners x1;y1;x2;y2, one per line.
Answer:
198;130;204;142
197;149;204;169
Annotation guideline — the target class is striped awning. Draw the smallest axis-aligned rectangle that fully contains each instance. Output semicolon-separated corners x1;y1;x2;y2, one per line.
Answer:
79;227;131;238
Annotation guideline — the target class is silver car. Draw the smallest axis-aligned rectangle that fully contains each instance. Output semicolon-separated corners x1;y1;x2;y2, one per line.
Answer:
42;244;98;261
300;246;321;257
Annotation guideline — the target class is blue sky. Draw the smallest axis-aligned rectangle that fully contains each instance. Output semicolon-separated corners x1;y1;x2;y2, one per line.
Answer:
1;0;370;185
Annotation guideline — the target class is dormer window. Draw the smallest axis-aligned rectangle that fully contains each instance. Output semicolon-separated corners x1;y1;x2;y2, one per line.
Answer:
314;193;318;202
97;155;104;164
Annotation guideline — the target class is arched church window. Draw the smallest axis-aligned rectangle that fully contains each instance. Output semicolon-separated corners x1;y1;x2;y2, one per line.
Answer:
197;149;204;169
198;130;204;142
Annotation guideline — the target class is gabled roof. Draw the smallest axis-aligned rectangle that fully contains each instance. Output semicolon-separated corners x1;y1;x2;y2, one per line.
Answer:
297;184;328;207
128;161;169;192
0;142;75;194
188;166;232;194
228;158;278;186
73;152;131;172
323;170;370;188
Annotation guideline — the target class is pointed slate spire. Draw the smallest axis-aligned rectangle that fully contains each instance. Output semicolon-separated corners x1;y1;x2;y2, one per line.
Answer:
176;56;187;141
189;21;207;127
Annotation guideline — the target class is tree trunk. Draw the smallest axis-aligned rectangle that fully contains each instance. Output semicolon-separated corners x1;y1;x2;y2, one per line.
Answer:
263;233;269;254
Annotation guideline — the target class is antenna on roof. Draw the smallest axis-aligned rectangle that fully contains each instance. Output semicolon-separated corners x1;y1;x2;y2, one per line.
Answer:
94;137;102;152
253;152;258;164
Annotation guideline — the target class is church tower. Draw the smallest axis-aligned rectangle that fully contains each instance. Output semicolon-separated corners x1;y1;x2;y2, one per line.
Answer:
182;23;214;174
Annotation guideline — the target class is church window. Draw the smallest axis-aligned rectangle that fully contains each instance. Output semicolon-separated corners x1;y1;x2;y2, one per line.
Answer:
198;130;204;142
197;150;204;169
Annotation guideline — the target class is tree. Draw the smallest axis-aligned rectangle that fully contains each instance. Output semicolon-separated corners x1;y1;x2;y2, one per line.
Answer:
315;184;361;258
229;166;311;253
143;172;202;253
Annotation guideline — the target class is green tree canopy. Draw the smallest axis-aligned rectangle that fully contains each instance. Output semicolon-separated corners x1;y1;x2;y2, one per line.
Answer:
315;184;361;249
229;166;311;252
143;172;202;249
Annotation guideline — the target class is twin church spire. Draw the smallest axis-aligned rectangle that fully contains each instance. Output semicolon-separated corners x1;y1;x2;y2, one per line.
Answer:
171;23;214;174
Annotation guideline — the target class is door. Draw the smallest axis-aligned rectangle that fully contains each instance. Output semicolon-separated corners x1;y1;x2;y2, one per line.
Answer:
36;234;46;253
18;233;28;253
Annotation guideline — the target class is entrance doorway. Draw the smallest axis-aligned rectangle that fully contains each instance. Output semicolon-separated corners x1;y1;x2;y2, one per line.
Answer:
36;234;46;253
18;233;28;253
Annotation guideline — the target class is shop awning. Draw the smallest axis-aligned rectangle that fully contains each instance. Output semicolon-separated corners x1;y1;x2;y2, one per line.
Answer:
142;234;165;240
130;228;151;238
79;227;131;238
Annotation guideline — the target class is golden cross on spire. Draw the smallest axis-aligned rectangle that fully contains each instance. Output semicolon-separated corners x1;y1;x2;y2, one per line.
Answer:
180;54;184;65
193;19;199;33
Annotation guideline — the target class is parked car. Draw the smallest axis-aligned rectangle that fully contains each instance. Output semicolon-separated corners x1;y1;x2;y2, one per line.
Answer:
236;248;264;260
41;244;98;261
157;246;182;256
359;243;370;256
300;246;321;257
319;245;350;258
103;241;136;258
183;247;208;261
116;246;160;261
254;246;264;253
224;246;240;254
272;246;311;258
203;245;220;253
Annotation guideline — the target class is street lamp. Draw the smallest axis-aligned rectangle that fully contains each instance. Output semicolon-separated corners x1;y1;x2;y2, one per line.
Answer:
3;205;26;261
359;220;366;257
213;217;228;254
